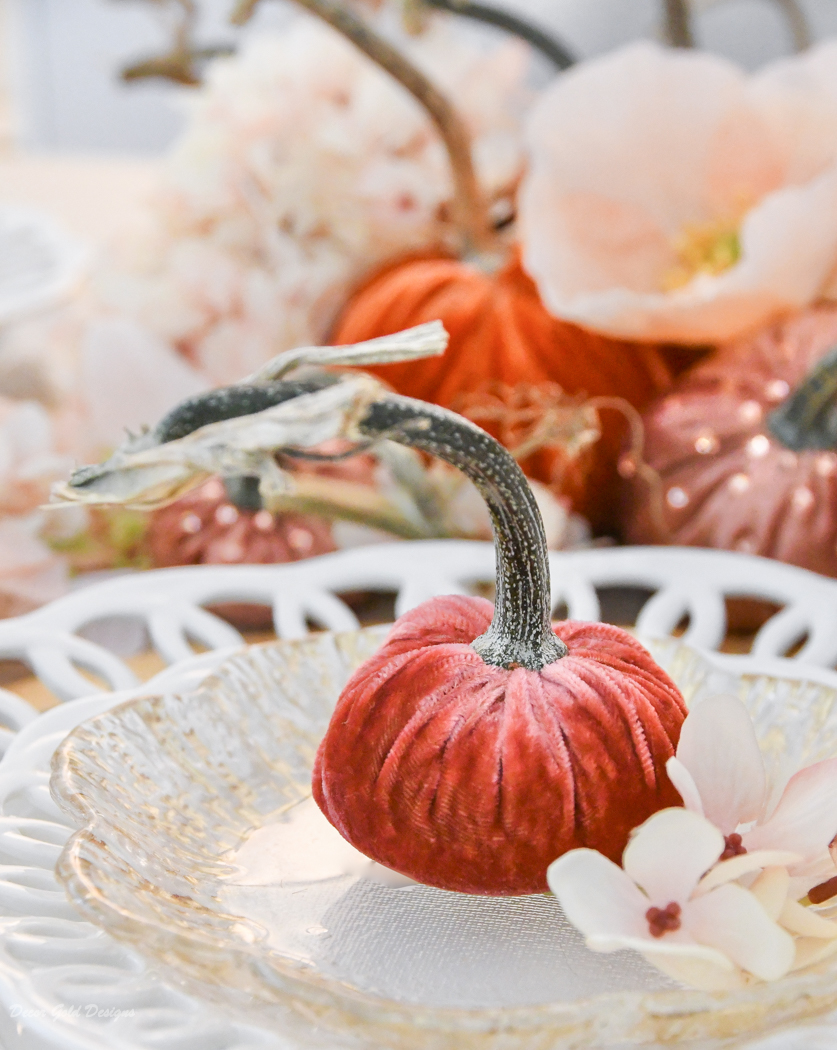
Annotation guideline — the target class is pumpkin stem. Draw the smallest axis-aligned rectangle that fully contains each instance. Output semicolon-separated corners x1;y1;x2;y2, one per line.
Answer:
767;345;837;451
661;0;695;47
231;0;492;254
420;0;575;70
359;394;567;670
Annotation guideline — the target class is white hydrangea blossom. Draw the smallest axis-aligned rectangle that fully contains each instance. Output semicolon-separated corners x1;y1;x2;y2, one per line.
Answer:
100;18;532;385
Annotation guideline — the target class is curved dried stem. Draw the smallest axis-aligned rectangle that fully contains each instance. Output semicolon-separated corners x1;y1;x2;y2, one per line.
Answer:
232;0;492;253
119;0;234;85
588;396;670;542
420;0;574;69
661;0;695;47
772;0;811;51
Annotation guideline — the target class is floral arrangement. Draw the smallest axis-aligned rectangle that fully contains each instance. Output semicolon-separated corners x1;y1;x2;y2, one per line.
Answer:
6;0;837;607
549;694;837;990
55;320;837;995
101;19;532;386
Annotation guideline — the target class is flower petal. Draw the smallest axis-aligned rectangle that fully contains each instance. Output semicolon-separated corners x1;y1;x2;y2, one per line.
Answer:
695;851;802;896
780;898;837;939
642;952;746;991
744;757;837;862
685;883;795;981
750;866;791;922
791;937;837;972
547;848;650;947
676;695;766;832
666;757;704;814
623;809;724;904
519;40;837;345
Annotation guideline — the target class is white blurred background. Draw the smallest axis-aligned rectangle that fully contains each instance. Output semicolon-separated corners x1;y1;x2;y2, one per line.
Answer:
3;0;837;155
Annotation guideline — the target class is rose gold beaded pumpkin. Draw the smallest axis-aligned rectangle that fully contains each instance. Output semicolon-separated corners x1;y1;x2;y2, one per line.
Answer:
623;306;837;576
146;478;336;567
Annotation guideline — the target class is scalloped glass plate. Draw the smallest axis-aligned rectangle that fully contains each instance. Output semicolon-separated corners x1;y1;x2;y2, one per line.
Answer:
49;628;837;1049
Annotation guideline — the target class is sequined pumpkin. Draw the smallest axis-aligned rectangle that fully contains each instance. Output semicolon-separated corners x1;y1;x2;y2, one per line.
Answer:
146;478;336;567
623;306;837;576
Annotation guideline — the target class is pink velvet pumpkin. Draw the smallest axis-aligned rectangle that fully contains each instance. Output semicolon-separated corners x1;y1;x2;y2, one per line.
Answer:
313;394;687;896
623;306;837;575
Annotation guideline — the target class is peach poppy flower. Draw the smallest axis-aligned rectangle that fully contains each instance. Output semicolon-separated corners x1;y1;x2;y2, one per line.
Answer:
520;40;837;345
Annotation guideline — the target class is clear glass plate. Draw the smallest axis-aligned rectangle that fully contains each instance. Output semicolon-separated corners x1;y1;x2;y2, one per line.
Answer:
49;628;837;1049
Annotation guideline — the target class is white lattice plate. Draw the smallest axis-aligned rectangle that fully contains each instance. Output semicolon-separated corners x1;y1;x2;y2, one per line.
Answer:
48;628;837;1050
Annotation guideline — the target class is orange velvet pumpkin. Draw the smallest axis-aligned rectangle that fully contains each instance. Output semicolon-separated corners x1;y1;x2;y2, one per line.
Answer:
332;250;673;532
314;394;687;895
314;594;686;895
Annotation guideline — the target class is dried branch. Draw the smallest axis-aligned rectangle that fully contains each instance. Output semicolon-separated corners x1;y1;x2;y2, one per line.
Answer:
772;0;811;51
420;0;574;70
117;0;234;86
661;0;695;47
232;0;492;253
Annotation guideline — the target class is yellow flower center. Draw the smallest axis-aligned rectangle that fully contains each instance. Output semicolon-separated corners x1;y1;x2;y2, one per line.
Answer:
662;215;742;291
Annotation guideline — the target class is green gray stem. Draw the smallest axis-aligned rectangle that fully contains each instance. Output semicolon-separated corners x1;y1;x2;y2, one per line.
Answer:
767;346;837;451
360;395;566;670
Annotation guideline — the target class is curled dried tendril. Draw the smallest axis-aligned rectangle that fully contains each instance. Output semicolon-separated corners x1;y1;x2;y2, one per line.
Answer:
454;382;667;532
454;381;600;477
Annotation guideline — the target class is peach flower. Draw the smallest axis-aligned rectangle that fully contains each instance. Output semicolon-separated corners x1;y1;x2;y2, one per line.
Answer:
520;40;837;345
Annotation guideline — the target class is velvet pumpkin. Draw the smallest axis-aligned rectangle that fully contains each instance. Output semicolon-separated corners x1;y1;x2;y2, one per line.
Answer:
58;330;688;895
623;305;837;577
313;393;687;895
332;250;673;533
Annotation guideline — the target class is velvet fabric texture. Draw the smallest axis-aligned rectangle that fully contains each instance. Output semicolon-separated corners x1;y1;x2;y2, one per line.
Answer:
313;594;687;895
331;251;673;533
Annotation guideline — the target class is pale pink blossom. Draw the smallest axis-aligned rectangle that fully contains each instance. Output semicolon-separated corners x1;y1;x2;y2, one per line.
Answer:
0;515;68;617
667;694;837;900
0;397;73;515
79;319;207;453
548;808;796;990
520;40;837;345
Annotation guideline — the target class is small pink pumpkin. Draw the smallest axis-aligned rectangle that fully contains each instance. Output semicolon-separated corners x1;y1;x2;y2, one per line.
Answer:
623;306;837;576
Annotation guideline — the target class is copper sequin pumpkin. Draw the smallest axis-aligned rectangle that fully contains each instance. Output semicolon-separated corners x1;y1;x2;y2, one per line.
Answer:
623;306;837;576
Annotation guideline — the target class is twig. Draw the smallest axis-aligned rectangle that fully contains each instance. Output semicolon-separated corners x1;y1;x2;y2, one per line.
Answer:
772;0;811;51
122;46;234;85
421;0;574;69
661;0;695;47
231;0;492;253
119;0;234;85
588;396;670;542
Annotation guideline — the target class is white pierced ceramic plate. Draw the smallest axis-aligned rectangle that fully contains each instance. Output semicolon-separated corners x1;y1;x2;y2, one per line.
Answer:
49;628;837;1049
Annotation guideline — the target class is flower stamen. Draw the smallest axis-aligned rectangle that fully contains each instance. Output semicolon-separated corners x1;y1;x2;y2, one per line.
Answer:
646;901;682;938
662;215;742;291
721;832;747;860
808;875;837;905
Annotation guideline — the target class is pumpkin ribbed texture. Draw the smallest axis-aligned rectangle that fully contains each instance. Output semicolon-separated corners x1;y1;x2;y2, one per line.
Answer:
313;594;686;895
332;252;673;532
